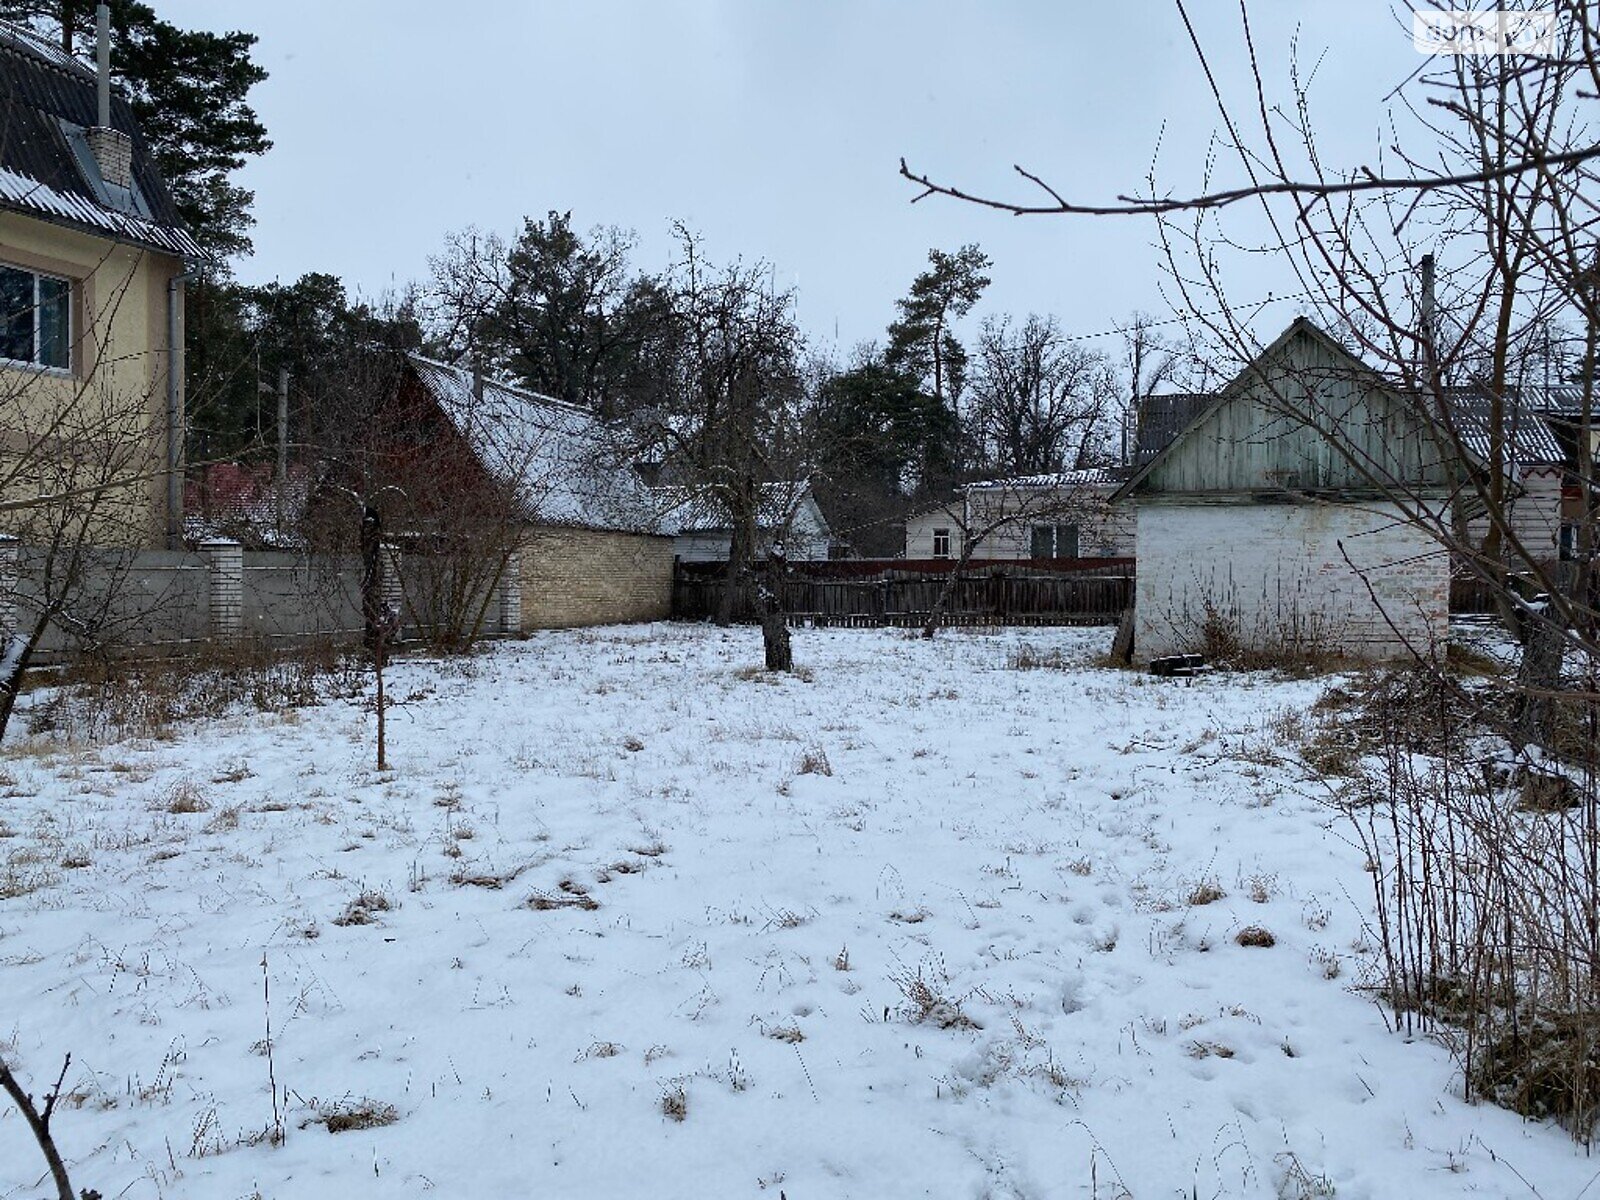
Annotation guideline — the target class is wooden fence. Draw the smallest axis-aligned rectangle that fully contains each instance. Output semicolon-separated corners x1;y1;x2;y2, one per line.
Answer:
672;559;1134;628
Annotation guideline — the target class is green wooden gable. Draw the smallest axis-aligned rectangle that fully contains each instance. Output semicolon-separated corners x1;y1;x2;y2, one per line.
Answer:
1117;319;1456;500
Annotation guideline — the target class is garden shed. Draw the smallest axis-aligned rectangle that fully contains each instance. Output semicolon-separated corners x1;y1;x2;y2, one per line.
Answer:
1112;318;1454;663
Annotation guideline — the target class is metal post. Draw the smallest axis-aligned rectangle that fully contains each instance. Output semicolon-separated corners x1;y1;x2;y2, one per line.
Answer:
95;4;110;128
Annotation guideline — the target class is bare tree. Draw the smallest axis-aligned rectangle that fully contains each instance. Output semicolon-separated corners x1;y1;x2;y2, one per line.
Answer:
629;227;810;663
968;313;1120;475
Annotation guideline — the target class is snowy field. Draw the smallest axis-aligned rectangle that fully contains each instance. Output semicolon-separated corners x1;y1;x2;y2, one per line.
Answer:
1;623;1596;1200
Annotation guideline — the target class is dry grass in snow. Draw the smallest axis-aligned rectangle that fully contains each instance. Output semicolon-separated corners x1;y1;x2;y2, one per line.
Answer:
0;623;1595;1199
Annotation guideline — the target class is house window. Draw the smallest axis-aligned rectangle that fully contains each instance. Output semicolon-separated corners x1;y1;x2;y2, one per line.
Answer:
0;263;70;370
1030;524;1079;559
931;528;951;558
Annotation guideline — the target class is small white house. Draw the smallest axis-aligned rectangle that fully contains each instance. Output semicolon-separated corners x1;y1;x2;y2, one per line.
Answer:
903;469;1134;562
904;502;963;560
655;481;832;563
1113;319;1455;664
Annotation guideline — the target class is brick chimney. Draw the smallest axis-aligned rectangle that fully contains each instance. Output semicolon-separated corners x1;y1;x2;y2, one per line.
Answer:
86;4;132;190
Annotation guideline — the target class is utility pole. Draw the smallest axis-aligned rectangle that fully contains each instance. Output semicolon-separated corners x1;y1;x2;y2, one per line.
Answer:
276;367;289;484
276;367;289;536
1420;252;1437;395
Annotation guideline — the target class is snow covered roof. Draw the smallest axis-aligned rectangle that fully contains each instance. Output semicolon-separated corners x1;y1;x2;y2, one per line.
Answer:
0;21;199;258
652;481;820;535
183;463;311;550
408;355;661;535
962;466;1129;492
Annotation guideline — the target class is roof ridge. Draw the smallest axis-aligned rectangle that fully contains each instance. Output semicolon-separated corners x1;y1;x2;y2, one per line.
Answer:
0;19;97;84
407;351;590;415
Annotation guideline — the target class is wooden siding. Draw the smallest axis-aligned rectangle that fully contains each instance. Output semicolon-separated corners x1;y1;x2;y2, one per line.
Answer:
1142;324;1450;495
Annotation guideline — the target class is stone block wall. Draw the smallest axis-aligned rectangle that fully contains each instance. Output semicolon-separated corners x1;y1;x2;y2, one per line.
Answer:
519;526;674;629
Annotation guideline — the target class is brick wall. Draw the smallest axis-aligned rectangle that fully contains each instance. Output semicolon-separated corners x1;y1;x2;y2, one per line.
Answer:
1134;499;1448;663
519;526;674;629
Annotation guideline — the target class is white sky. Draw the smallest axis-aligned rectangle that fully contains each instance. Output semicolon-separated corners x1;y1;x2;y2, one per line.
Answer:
158;2;1424;358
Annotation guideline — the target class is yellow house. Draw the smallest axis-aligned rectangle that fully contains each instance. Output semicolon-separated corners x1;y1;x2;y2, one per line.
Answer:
0;17;198;549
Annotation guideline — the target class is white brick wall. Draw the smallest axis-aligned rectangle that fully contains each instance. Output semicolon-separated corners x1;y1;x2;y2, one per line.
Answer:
199;539;243;640
0;535;16;633
1134;500;1448;662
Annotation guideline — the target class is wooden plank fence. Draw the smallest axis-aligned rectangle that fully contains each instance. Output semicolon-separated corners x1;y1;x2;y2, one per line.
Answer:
672;560;1133;628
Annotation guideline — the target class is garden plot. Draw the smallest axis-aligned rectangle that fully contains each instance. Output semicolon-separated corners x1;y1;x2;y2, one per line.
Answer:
0;624;1594;1200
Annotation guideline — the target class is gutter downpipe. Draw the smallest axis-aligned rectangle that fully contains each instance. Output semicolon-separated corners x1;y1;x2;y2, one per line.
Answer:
166;267;195;549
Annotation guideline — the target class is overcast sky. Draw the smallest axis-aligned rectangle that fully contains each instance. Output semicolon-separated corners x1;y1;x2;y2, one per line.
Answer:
158;2;1423;359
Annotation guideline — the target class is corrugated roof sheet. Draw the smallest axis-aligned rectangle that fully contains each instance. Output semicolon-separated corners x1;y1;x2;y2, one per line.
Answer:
963;466;1128;492
652;481;816;534
0;164;198;256
0;20;197;256
1440;389;1566;467
409;355;661;535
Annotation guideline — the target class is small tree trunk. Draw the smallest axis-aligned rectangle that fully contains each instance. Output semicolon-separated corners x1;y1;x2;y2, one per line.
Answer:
923;542;977;638
360;505;398;772
1513;588;1570;754
718;518;752;627
0;622;41;746
1110;606;1136;665
760;551;792;672
0;1054;77;1200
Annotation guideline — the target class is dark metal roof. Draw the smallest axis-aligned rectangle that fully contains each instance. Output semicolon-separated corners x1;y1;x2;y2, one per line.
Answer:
1132;392;1213;467
0;20;197;256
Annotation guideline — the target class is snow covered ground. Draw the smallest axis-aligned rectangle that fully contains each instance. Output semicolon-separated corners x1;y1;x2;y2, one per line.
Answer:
1;623;1595;1199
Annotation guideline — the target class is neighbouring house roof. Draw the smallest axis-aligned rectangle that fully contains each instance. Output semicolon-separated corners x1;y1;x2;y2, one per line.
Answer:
1529;383;1600;417
1114;318;1556;502
0;21;199;257
183;463;310;549
408;355;661;536
652;481;825;537
1437;388;1566;468
962;466;1130;492
1133;393;1214;467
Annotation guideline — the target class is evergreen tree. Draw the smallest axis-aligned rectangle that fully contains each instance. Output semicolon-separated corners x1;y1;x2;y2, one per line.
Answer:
429;213;670;416
885;244;991;412
184;274;422;465
813;354;964;555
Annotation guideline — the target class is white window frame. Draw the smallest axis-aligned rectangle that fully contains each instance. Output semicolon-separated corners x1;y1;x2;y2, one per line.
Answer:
0;261;73;373
931;527;951;558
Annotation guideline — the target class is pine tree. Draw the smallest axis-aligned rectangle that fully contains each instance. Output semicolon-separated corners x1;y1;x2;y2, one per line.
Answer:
885;244;991;411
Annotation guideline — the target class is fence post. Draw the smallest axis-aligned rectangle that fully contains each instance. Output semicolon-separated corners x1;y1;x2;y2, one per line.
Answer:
200;538;243;641
498;551;522;635
0;534;17;636
382;542;405;639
